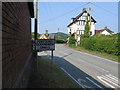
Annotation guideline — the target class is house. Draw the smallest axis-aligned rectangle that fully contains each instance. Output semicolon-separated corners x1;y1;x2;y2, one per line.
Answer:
39;30;49;39
67;8;96;42
95;26;114;35
38;30;54;39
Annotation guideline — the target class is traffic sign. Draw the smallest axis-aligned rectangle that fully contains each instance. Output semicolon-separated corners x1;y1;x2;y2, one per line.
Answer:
36;39;55;52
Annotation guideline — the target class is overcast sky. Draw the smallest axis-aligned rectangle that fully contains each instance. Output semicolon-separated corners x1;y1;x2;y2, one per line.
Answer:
32;2;118;34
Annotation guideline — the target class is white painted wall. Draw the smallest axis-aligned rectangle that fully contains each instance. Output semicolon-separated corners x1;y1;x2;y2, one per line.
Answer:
101;30;111;35
90;22;95;36
68;12;96;41
68;23;77;34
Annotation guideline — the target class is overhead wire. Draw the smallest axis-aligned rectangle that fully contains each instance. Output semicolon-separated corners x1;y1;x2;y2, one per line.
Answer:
92;3;117;30
39;2;90;24
92;3;117;16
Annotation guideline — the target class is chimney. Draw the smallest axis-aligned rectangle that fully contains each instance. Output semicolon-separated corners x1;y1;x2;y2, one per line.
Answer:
45;30;48;34
71;18;75;22
45;30;49;37
82;8;87;12
104;26;108;29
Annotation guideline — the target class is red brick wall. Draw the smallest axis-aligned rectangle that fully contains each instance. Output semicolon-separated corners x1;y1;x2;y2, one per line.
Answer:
2;2;32;88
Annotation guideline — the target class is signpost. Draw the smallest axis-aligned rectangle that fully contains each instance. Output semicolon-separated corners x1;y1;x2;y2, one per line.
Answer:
36;39;55;73
36;39;55;51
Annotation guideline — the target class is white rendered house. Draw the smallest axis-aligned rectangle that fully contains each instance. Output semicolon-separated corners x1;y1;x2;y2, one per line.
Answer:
95;26;114;35
67;8;96;42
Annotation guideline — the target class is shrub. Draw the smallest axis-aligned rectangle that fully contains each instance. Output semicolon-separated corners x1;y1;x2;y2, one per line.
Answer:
69;34;76;45
55;39;67;44
80;34;119;56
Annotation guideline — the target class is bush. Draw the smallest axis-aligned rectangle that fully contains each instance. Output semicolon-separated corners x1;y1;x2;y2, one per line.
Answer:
69;34;76;45
80;34;119;56
56;39;67;44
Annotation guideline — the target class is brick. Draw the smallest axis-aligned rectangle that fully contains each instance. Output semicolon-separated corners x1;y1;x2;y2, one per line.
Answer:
2;2;32;88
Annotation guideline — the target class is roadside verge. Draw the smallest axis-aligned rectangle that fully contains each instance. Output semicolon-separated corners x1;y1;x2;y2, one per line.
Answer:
27;56;80;88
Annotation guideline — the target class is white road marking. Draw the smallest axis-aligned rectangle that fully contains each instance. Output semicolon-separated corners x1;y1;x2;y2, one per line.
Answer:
78;78;86;83
104;74;118;83
107;74;118;80
78;79;93;88
86;77;103;89
97;74;120;88
97;76;115;88
101;75;119;87
60;67;85;89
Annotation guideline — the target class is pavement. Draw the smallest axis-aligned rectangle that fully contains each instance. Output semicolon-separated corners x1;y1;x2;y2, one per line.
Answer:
38;44;120;89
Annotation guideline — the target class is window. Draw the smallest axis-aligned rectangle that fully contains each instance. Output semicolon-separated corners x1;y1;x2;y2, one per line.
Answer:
79;21;80;25
90;31;92;35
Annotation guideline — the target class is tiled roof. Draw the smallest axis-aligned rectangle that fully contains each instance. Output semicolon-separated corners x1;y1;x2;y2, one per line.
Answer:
95;27;114;34
67;9;96;27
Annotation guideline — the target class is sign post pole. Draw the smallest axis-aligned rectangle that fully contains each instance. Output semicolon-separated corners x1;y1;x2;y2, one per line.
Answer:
36;39;55;72
51;50;53;73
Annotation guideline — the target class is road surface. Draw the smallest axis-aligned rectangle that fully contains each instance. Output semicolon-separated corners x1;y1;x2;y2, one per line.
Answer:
38;44;119;89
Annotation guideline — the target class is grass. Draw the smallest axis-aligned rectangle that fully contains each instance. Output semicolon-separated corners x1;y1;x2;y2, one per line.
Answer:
68;44;119;63
27;56;79;88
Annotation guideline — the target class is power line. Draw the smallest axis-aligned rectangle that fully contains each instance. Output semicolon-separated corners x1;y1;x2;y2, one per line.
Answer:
40;2;90;24
92;3;117;16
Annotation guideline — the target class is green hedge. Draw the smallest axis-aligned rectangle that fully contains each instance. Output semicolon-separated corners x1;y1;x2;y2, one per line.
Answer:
56;39;67;44
80;34;119;56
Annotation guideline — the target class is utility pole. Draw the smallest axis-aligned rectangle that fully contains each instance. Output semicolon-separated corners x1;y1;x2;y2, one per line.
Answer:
58;28;59;39
34;0;39;71
34;0;38;56
89;0;92;35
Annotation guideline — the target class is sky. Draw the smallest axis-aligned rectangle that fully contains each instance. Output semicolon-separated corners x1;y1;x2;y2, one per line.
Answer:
32;1;118;34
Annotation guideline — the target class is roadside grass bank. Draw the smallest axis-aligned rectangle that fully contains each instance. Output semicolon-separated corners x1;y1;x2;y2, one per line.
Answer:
27;56;79;88
67;44;119;63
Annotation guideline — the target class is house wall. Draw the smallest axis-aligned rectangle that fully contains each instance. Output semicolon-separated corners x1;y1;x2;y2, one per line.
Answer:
101;30;110;35
2;2;33;88
68;12;95;41
90;22;95;36
68;23;77;34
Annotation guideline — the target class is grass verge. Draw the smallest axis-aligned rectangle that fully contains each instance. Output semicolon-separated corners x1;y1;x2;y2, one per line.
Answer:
27;56;79;88
68;44;119;63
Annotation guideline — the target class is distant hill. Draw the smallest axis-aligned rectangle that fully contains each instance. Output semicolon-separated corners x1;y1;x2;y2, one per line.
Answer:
51;32;68;40
31;32;68;40
31;32;40;38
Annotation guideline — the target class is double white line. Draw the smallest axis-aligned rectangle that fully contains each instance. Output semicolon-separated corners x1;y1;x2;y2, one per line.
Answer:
97;74;120;88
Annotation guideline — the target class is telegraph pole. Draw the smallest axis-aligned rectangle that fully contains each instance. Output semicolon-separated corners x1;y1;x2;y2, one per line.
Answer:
34;0;38;71
34;0;38;56
58;28;59;39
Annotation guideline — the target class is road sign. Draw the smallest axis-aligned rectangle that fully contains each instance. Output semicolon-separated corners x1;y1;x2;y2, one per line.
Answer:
36;39;55;52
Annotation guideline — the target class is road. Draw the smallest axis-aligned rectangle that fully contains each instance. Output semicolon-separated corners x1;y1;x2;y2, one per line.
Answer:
38;44;120;89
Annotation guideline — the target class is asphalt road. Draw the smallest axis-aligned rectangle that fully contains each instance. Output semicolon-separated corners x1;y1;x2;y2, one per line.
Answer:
38;44;120;89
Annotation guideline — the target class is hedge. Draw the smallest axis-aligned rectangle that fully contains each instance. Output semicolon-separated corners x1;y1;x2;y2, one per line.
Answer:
80;34;120;56
56;39;67;44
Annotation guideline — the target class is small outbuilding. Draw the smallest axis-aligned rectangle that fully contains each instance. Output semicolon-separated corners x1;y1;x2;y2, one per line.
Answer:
95;26;114;35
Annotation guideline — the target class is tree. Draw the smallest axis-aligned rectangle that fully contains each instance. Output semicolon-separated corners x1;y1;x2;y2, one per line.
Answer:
69;33;76;45
83;15;90;38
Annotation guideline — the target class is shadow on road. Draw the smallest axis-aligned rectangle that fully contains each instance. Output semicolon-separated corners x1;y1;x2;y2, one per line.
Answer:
40;54;113;89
